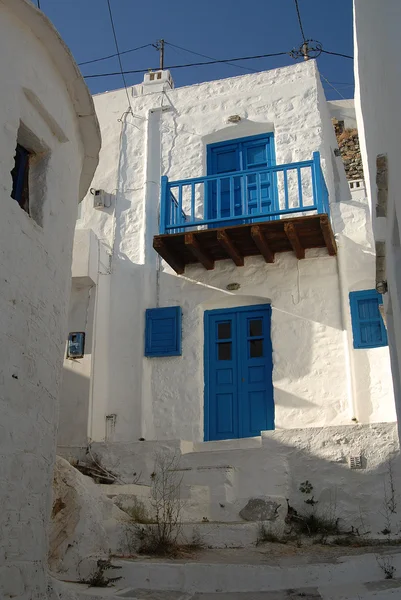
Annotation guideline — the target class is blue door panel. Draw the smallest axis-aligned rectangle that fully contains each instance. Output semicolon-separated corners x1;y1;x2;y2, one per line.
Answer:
206;313;239;440
204;305;274;441
207;134;276;228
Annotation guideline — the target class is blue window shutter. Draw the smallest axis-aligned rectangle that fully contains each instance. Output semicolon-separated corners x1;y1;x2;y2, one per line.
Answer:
145;306;182;357
349;290;387;349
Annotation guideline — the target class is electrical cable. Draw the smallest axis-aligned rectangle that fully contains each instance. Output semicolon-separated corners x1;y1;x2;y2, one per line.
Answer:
321;49;353;60
105;0;133;112
294;0;307;42
165;41;258;73
83;51;288;79
78;43;152;66
320;73;347;100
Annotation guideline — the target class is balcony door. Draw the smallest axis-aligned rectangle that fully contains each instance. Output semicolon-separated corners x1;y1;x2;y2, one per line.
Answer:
204;305;274;441
206;133;276;228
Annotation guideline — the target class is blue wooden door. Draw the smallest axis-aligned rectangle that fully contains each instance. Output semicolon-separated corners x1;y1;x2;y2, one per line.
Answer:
207;134;276;227
242;137;277;221
207;143;242;227
204;305;274;441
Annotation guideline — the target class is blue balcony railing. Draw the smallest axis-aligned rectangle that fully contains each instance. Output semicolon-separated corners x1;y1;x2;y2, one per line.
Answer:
159;151;329;234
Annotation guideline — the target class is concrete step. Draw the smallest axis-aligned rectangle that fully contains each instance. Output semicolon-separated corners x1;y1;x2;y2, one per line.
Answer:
61;575;401;600
192;438;262;453
114;548;401;594
180;522;260;548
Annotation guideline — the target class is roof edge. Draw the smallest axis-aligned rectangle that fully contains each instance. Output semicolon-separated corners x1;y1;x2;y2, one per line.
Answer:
2;0;101;199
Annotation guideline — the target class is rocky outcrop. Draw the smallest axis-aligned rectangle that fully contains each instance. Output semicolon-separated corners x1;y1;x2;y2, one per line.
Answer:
49;456;130;581
332;119;364;181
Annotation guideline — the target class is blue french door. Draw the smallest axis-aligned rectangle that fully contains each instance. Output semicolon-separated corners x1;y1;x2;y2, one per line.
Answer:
206;134;276;227
204;305;274;441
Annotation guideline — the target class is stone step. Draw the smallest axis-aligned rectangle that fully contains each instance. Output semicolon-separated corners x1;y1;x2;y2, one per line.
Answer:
192;438;262;453
114;549;401;594
61;574;401;600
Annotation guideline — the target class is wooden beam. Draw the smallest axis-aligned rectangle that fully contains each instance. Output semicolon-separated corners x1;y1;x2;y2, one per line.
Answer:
284;222;305;259
319;215;337;256
185;233;215;270
217;230;244;266
153;237;185;274
251;225;275;263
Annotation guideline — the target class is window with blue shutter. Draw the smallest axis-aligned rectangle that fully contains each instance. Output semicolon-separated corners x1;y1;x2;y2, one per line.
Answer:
145;306;182;357
349;290;387;349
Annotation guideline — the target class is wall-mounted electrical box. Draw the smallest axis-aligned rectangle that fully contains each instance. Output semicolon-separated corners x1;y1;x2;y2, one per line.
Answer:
90;188;111;210
67;332;85;359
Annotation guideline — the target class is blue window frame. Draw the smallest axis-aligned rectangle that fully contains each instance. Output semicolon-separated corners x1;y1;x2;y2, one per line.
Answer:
11;143;30;213
349;290;387;349
145;306;182;357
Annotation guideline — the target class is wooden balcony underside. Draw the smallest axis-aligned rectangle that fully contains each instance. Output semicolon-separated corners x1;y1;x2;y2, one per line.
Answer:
153;214;337;274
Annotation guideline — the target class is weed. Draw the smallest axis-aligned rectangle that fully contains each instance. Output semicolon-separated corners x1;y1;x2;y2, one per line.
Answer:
80;558;122;588
116;497;153;524
376;555;396;579
133;450;184;556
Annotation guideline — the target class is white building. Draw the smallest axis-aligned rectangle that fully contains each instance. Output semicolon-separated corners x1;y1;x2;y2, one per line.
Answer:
58;59;395;451
354;0;401;439
0;1;100;597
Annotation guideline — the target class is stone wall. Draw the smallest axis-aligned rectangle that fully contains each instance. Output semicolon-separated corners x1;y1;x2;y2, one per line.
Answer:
333;119;364;180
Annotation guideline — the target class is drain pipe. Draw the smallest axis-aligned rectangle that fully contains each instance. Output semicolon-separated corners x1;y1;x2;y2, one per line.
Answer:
336;234;358;421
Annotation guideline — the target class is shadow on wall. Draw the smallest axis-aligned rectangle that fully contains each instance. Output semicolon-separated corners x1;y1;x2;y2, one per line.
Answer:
89;423;401;536
59;366;91;448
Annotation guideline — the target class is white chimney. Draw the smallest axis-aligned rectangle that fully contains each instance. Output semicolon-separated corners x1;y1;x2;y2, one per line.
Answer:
143;69;174;93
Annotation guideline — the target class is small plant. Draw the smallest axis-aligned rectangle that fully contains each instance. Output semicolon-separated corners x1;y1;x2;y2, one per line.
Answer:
81;558;122;588
379;454;399;543
299;481;313;495
116;497;153;524
376;555;396;579
134;449;184;556
287;481;341;539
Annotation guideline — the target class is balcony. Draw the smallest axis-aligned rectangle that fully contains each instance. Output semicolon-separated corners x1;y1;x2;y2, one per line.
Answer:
153;151;337;273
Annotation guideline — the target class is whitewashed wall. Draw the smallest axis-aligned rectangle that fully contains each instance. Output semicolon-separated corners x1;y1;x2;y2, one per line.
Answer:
0;1;100;598
71;59;395;447
354;0;401;439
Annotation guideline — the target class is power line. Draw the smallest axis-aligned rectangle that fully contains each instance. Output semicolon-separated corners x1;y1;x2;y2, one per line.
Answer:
321;49;353;60
78;43;152;67
294;0;307;43
83;51;288;79
320;73;347;100
105;0;132;111
165;41;258;74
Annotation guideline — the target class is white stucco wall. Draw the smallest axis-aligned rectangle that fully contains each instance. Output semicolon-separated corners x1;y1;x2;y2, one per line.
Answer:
68;59;394;447
354;0;401;439
0;1;100;598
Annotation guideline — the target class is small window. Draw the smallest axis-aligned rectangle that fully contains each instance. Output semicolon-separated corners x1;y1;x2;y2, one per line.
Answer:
145;306;182;357
349;290;387;349
218;342;232;361
217;322;231;340
67;332;85;359
11;144;31;214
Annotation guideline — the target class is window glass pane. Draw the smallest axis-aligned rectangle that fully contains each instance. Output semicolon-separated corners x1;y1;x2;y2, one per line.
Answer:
218;342;231;361
218;322;231;339
250;339;263;358
249;319;262;337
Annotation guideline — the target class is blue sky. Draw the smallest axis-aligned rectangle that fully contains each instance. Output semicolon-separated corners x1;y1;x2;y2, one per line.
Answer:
38;0;354;100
